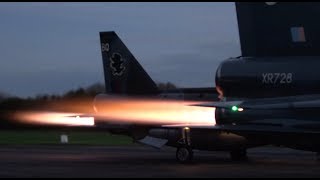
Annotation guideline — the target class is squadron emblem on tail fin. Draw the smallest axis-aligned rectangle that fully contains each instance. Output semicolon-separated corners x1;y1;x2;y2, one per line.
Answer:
110;53;125;76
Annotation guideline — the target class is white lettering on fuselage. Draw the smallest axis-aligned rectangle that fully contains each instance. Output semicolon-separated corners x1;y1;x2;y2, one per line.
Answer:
265;2;277;6
262;73;293;84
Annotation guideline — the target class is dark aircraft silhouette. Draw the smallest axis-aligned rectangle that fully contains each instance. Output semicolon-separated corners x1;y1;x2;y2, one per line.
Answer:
94;2;320;163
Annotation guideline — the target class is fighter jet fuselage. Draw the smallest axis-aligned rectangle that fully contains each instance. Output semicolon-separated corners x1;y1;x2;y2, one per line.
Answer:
216;56;320;100
95;2;320;163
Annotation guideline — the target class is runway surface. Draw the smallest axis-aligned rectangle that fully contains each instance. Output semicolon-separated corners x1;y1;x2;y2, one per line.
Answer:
0;145;319;178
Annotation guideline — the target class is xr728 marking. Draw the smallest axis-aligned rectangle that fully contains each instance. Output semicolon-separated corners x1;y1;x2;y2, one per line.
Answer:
262;73;293;84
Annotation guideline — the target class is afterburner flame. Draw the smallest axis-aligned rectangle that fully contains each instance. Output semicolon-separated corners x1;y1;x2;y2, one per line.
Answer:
12;95;215;127
93;96;216;126
14;111;94;127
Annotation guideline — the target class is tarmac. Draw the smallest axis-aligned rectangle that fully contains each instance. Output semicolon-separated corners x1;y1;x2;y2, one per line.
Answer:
0;145;319;178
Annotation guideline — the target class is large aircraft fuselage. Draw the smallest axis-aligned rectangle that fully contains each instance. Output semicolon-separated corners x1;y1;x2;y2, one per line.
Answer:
216;56;320;100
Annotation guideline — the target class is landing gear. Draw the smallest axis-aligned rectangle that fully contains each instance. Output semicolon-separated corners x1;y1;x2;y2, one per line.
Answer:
176;127;193;163
230;148;248;161
176;146;193;163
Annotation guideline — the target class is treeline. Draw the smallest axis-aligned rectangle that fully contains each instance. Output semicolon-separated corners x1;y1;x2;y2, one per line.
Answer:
1;82;177;101
33;82;106;101
0;82;105;111
0;81;177;109
0;83;107;129
0;81;177;129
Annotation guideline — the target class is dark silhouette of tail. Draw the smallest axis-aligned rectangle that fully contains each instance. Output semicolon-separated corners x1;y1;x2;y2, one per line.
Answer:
99;31;159;95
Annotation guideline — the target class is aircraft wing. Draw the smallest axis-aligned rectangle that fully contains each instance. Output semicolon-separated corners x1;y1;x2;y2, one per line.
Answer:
162;120;320;137
193;94;320;110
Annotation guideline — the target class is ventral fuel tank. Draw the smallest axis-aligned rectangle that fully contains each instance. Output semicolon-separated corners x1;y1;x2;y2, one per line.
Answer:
215;56;320;99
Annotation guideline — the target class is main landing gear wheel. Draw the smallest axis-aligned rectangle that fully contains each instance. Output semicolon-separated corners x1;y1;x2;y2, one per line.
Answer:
176;147;193;163
230;148;248;161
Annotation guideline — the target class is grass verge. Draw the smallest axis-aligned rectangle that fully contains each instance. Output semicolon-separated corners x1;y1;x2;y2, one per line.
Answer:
0;130;134;146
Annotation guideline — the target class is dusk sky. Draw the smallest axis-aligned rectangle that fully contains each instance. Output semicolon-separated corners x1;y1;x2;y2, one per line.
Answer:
0;2;241;98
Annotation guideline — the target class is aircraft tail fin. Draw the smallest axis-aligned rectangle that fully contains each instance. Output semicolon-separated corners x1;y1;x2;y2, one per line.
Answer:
99;31;159;95
235;2;320;57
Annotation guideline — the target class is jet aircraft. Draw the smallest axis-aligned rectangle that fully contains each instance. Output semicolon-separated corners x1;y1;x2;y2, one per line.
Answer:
91;2;320;163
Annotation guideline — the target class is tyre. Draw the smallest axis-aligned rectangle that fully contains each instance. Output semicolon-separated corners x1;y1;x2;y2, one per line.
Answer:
176;147;193;163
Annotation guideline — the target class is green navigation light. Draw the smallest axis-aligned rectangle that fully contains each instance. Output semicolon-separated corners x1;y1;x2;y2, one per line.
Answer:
231;106;238;111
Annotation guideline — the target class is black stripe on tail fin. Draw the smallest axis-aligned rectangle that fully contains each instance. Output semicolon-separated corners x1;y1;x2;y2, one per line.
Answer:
99;31;159;95
236;2;320;57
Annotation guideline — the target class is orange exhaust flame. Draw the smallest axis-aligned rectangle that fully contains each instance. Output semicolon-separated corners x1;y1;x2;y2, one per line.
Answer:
93;96;216;126
13;111;94;127
12;95;215;127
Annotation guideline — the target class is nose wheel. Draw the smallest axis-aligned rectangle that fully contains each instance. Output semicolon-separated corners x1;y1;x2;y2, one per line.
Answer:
176;146;193;163
176;127;193;163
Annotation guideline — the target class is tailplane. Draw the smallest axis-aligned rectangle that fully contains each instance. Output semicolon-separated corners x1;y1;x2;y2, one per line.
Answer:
99;31;159;95
236;2;320;57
